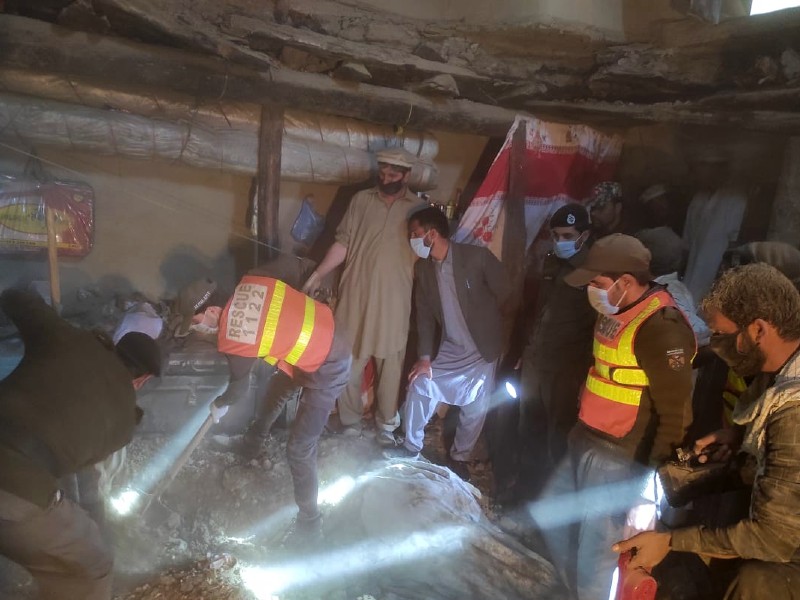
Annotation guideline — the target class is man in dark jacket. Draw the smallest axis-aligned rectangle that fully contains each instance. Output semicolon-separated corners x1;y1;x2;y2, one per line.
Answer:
517;203;596;499
614;263;800;600
382;207;511;480
0;289;160;600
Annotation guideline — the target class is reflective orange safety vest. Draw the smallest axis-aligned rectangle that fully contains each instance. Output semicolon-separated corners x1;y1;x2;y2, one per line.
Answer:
217;275;334;375
578;290;694;438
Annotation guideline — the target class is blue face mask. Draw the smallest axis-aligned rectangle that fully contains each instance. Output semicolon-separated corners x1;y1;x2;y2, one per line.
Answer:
554;239;579;259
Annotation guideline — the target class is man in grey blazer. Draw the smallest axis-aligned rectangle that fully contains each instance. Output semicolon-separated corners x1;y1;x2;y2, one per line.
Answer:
383;207;511;480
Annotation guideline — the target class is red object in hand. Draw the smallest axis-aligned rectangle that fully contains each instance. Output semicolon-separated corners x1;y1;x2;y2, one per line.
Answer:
616;551;657;600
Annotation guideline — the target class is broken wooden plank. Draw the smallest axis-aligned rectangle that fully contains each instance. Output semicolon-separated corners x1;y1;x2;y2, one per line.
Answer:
2;16;798;135
519;98;800;134
0;15;525;137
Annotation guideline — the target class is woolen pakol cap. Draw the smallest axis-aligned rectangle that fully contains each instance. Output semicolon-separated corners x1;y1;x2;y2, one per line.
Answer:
564;234;652;288
376;148;416;169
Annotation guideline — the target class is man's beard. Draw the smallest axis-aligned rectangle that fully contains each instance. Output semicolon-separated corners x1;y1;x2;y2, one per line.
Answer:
710;330;767;378
378;180;404;195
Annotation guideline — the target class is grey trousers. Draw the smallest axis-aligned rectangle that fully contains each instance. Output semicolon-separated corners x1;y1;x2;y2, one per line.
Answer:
247;369;301;439
0;488;112;600
288;329;352;521
225;328;351;522
401;376;490;462
533;428;648;600
338;350;404;431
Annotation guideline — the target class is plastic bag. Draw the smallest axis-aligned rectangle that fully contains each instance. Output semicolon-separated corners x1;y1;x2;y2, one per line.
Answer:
290;196;325;247
0;171;95;257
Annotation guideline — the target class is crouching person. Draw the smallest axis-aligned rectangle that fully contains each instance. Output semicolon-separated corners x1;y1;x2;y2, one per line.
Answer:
210;274;351;542
614;264;800;600
382;207;511;481
0;289;160;600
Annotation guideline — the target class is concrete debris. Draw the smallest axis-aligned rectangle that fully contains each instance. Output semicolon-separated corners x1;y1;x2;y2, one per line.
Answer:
782;48;800;81
333;61;372;82
117;558;254;600
409;74;460;97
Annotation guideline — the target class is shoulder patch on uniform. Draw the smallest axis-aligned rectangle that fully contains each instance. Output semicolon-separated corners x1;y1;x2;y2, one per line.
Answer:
666;347;686;370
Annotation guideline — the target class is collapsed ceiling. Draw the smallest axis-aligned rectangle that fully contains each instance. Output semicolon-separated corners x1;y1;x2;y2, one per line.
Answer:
1;0;799;135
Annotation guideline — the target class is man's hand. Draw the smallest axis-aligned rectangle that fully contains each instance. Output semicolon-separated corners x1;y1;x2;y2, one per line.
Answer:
210;400;230;424
408;359;432;384
694;428;741;464
301;271;322;296
612;531;671;570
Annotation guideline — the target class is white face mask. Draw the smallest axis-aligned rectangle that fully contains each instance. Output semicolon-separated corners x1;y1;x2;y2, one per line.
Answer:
410;235;431;259
587;279;625;315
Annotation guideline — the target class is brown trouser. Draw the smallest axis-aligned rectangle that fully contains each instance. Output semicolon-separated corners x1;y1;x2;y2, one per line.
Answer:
338;350;404;432
0;487;112;599
725;560;800;600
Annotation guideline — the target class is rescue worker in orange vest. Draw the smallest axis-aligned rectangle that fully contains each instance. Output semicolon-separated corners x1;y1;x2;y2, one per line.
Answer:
531;234;695;600
209;272;351;543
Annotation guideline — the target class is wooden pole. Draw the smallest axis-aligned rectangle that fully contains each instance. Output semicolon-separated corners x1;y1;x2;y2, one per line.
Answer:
45;205;61;312
456;138;505;218
256;104;284;263
502;120;529;312
140;414;215;515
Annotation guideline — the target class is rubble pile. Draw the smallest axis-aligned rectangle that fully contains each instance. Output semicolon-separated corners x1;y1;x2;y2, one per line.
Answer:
117;557;254;600
0;402;556;599
102;415;559;600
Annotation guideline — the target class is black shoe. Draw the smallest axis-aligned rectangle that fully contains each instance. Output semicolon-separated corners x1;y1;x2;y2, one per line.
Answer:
240;431;268;460
282;515;323;549
448;459;471;482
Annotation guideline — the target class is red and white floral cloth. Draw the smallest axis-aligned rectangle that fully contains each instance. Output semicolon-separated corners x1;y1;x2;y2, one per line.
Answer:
453;115;623;258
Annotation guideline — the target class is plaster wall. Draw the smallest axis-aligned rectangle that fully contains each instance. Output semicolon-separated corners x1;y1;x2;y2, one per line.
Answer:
0;145;252;301
0;130;486;303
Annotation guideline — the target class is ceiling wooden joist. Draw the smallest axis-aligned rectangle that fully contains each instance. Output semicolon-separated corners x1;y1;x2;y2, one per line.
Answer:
1;0;799;134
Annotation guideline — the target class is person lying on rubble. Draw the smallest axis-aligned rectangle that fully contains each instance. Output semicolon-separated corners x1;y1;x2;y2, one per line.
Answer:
614;263;800;600
206;272;351;544
0;289;161;600
381;207;511;481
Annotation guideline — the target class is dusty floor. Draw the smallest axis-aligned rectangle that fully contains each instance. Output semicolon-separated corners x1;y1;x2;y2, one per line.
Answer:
0;414;556;600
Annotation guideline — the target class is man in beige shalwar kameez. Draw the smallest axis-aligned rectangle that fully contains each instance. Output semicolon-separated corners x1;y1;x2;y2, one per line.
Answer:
304;148;426;444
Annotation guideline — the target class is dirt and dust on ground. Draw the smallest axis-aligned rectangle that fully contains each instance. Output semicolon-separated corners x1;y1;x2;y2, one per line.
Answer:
0;414;562;600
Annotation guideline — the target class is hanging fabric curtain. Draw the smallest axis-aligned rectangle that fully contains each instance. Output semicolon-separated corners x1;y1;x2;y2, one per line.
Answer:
453;115;623;258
